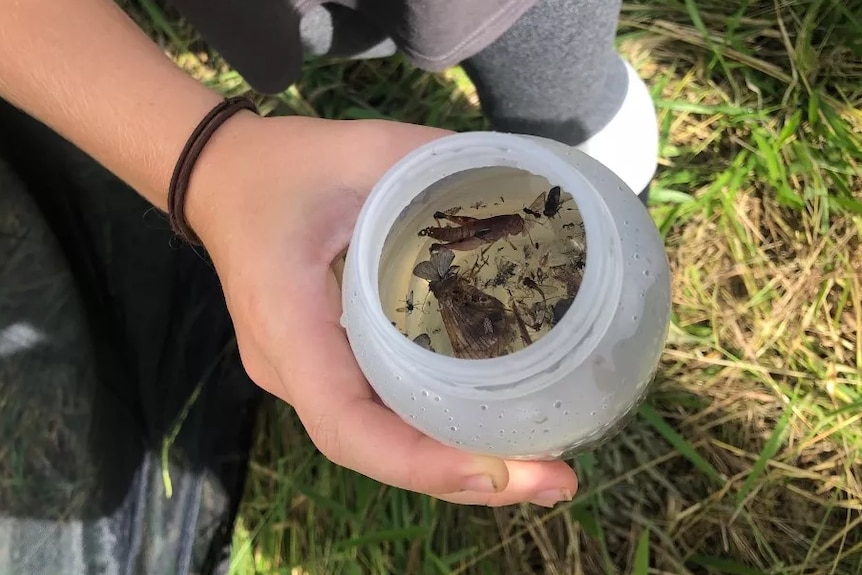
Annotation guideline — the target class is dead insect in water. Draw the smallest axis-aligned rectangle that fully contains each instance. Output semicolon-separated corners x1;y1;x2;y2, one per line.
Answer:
396;290;420;315
510;298;534;347
412;248;516;359
543;186;563;218
411;333;435;352
436;205;462;217
470;201;486;210
550;261;585;299
521;275;558;305
523;192;544;218
550;297;574;327
419;212;526;252
483;256;519;289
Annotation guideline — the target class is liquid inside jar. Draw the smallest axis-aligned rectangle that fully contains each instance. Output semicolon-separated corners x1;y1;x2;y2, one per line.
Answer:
378;167;588;359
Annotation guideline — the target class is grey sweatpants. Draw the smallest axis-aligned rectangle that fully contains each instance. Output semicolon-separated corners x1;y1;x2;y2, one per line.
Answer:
0;1;634;573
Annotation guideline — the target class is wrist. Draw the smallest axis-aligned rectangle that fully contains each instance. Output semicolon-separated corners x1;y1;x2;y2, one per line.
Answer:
179;108;268;248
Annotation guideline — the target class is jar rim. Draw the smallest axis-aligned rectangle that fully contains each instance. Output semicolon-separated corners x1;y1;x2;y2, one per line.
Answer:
345;132;624;399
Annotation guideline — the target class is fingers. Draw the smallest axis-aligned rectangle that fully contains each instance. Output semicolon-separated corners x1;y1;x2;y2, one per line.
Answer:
433;459;578;508
278;286;512;495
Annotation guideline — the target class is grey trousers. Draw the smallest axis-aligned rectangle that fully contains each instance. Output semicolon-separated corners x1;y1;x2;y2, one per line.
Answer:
0;1;634;573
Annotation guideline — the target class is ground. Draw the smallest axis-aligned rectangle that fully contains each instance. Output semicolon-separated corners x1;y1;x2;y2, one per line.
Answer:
125;1;862;573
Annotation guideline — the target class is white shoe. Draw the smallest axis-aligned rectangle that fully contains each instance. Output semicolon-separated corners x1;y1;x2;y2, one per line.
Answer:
573;58;658;197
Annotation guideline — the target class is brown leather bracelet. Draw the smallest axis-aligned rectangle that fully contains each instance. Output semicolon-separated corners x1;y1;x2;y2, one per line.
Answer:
168;96;259;245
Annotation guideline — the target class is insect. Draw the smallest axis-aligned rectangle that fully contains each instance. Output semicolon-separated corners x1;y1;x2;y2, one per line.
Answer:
550;297;574;326
470;201;487;210
550;261;585;299
412;248;516;359
418;212;526;252
435;205;462;218
412;333;435;352
510;299;534;347
543;185;563;218
396;290;420;315
522;192;544;218
483;256;519;290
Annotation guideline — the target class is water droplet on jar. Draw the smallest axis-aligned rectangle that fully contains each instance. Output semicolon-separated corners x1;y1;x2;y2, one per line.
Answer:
643;270;651;277
421;390;428;397
532;413;548;424
455;440;463;445
450;426;458;432
434;396;441;402
396;375;402;381
480;405;488;411
443;408;449;413
632;315;639;322
564;410;570;415
590;411;596;416
633;253;640;260
553;401;563;409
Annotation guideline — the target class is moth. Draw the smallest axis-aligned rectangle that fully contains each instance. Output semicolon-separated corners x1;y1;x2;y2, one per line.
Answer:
411;333;435;352
412;248;516;359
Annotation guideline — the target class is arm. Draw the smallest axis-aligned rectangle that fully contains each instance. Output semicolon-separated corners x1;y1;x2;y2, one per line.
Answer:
0;0;227;220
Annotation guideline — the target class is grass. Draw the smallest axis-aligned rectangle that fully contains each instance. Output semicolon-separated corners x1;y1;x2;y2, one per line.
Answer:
123;0;862;572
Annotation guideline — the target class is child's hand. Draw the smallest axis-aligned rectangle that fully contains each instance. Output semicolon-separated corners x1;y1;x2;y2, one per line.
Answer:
187;113;579;507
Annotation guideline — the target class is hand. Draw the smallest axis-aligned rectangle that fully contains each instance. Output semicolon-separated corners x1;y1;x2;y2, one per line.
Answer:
188;113;579;507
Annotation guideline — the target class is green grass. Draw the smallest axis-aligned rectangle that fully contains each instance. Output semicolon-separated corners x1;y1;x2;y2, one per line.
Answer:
124;0;862;572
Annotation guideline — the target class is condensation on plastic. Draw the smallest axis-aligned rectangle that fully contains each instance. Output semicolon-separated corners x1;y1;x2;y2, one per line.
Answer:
341;132;671;460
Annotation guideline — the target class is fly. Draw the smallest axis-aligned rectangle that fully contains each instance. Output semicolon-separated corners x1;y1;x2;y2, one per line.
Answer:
396;290;419;315
412;248;515;359
543;185;563;218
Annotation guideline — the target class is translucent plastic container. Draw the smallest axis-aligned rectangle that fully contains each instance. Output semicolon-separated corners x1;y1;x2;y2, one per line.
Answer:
340;132;671;460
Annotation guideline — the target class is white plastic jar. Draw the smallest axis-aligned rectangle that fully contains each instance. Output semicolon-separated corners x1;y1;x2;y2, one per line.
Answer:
341;132;671;460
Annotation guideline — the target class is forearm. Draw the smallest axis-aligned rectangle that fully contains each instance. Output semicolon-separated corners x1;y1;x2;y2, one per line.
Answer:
0;0;224;211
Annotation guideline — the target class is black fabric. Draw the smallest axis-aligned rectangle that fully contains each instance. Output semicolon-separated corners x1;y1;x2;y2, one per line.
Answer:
167;0;304;95
166;0;539;94
0;99;262;575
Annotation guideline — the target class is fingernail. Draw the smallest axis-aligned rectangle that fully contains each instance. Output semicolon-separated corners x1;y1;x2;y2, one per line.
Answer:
529;488;573;508
461;474;500;493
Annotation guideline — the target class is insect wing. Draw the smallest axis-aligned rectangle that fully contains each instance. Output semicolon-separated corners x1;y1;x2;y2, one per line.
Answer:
431;248;456;278
413;260;440;282
412;333;434;351
526;191;545;217
437;278;514;359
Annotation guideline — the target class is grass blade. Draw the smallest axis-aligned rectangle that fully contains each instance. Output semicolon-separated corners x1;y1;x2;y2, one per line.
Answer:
632;527;650;575
639;403;724;484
